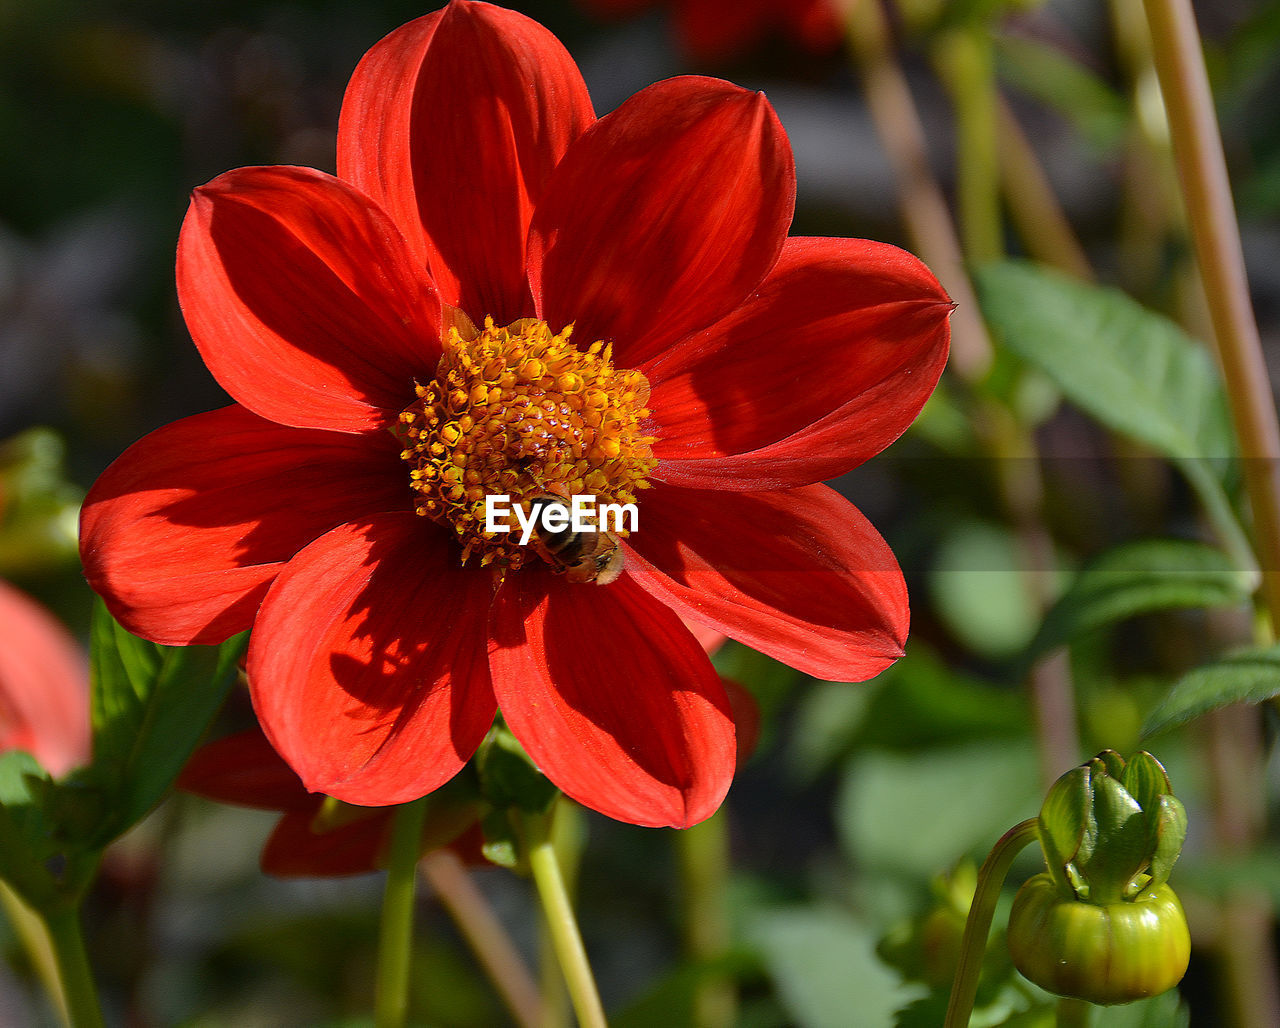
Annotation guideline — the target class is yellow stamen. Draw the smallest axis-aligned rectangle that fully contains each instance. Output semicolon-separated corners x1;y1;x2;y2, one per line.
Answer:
398;317;655;571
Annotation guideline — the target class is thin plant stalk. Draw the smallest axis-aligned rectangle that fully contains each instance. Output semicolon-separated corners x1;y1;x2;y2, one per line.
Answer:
944;818;1039;1028
1141;0;1280;616
932;26;1003;265
677;809;735;1028
41;905;105;1028
0;881;69;1025
996;98;1094;281
844;0;992;380
421;850;543;1028
1139;1;1280;1023
523;805;606;1028
374;796;430;1028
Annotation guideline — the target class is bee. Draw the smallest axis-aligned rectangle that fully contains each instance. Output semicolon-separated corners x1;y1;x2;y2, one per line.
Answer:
524;494;626;585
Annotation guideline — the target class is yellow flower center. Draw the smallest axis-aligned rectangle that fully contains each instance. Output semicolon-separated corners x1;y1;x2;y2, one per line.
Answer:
398;315;656;572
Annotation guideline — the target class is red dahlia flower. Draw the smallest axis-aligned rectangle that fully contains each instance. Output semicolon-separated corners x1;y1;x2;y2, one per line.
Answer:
581;0;844;62
79;0;950;829
0;579;90;777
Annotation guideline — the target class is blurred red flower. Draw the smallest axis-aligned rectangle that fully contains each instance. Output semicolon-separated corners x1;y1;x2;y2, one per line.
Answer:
0;579;90;776
582;0;844;62
179;727;482;877
80;1;949;829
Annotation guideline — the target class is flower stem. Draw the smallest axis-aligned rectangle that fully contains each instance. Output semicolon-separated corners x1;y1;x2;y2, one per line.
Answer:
844;0;992;381
0;881;68;1024
932;25;1003;265
677;809;735;1028
995;98;1094;281
1141;0;1280;619
523;805;606;1028
41;904;104;1028
374;796;429;1028
944;818;1039;1028
420;849;543;1028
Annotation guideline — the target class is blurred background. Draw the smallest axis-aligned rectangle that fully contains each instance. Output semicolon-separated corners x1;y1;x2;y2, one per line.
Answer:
3;0;1280;1024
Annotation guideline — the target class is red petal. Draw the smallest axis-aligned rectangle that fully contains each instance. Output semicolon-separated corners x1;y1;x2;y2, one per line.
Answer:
529;76;795;367
624;484;907;681
489;570;735;828
337;2;595;323
177;166;440;433
262;807;391;878
80;405;408;646
645;237;951;490
247;514;496;806
0;581;89;776
178;729;310;811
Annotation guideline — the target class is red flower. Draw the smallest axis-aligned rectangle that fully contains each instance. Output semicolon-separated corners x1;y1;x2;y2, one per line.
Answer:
0;579;90;776
79;1;949;829
179;727;482;877
581;0;843;62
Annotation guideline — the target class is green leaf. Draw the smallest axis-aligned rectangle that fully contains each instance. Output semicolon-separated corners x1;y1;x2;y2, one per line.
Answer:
975;261;1235;459
838;740;1042;878
475;724;559;815
748;907;924;1028
929;520;1046;658
0;751;58;904
85;599;244;846
974;261;1251;573
1023;539;1251;664
1142;643;1280;737
1093;989;1191;1027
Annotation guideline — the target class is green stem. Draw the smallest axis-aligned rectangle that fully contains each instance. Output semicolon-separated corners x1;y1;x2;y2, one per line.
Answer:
0;882;67;1024
932;25;1003;265
523;806;606;1028
42;905;104;1028
677;810;735;1028
1141;0;1280;621
420;850;543;1028
944;818;1040;1028
844;0;992;381
374;796;429;1028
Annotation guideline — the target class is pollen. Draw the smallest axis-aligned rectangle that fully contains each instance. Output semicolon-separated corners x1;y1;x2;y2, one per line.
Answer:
399;316;656;569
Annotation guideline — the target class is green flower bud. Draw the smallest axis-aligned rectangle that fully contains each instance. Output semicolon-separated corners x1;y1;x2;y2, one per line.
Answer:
1009;751;1191;1004
1008;874;1190;1005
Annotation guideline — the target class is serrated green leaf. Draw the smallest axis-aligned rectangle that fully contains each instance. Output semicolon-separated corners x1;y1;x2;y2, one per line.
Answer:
86;599;244;846
1142;643;1280;737
1023;539;1251;663
975;261;1251;574
976;262;1232;456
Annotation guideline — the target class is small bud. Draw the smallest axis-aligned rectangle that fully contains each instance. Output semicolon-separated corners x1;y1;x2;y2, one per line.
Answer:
1008;751;1190;1004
